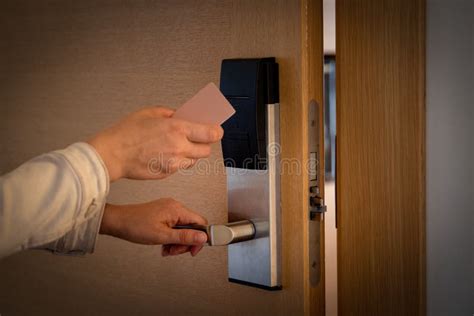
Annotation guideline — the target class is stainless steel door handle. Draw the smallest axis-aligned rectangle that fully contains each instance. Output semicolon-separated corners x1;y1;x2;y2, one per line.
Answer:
174;220;256;246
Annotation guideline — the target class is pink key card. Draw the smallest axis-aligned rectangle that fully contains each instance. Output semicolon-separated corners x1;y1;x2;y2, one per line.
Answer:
173;82;235;125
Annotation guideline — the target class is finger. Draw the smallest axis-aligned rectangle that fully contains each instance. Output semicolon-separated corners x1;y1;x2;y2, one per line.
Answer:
184;143;212;159
168;245;192;256
176;158;197;170
190;245;204;257
176;206;208;226
165;228;208;246
149;106;175;118
185;123;223;143
162;244;171;257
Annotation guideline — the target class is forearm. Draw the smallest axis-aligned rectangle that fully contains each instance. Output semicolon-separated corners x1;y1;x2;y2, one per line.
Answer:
0;142;109;258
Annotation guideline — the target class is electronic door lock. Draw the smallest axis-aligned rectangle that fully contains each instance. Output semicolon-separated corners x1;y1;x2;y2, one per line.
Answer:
220;58;281;290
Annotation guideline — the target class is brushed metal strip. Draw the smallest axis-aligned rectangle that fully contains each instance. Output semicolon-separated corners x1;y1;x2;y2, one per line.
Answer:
227;103;281;288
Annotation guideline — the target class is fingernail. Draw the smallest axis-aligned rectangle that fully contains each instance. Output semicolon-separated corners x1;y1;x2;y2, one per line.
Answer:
194;232;207;244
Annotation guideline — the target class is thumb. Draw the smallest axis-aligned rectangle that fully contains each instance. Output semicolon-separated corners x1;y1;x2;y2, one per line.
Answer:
166;228;208;245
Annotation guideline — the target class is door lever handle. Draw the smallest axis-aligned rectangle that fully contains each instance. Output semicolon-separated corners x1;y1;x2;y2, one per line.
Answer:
174;220;256;246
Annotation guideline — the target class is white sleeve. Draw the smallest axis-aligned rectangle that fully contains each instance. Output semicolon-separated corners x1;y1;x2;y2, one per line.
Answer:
0;142;109;258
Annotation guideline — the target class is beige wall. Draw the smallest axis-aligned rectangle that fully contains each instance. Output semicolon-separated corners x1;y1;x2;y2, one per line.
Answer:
0;1;310;315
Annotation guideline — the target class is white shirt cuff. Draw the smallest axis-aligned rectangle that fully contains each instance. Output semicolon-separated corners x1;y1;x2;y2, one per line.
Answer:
37;142;109;255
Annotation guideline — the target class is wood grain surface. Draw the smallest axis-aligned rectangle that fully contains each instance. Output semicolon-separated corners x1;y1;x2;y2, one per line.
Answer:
0;1;324;315
336;0;426;315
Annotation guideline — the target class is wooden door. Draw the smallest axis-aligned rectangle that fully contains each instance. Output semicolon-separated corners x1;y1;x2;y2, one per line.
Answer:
0;1;325;315
336;0;426;315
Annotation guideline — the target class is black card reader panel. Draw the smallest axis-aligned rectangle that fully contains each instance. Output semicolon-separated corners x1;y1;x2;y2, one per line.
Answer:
220;58;279;170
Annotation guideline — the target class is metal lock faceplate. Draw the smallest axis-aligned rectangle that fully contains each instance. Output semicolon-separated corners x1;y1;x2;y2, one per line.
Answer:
221;58;281;290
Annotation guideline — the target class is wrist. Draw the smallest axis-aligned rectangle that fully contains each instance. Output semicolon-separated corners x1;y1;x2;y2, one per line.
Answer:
100;204;123;237
87;136;124;182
